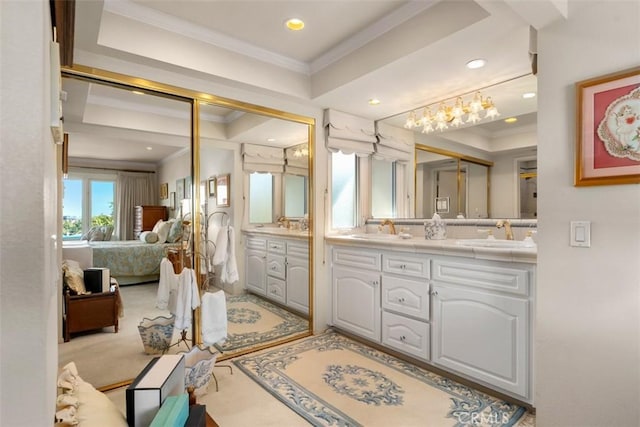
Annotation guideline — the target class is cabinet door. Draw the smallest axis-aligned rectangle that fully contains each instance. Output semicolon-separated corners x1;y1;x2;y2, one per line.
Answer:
266;276;286;305
431;284;529;398
332;265;381;342
267;254;286;280
286;256;309;315
245;249;267;295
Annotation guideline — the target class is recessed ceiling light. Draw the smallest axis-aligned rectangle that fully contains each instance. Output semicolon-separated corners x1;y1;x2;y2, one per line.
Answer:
285;18;305;31
466;59;486;69
146;146;153;150
267;138;276;142
132;90;145;95
504;117;518;124
368;98;380;106
522;92;536;99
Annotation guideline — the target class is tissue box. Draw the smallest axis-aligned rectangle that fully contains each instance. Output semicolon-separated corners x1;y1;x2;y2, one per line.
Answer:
424;220;446;240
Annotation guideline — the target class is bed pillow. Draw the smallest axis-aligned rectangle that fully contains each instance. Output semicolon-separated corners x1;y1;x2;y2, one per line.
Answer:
166;220;183;243
155;220;173;244
139;231;159;244
152;219;165;234
62;260;86;295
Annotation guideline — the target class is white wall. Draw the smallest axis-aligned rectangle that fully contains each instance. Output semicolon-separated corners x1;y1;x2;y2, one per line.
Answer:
536;2;640;425
0;1;59;425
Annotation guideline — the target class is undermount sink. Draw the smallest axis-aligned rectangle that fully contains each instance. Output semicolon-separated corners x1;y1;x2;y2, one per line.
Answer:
349;233;401;240
455;239;535;249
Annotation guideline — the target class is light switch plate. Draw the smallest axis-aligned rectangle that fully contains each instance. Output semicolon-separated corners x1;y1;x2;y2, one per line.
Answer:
570;221;591;247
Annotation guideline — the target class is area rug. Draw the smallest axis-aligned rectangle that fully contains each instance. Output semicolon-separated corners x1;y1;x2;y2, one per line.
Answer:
234;331;527;427
216;294;308;352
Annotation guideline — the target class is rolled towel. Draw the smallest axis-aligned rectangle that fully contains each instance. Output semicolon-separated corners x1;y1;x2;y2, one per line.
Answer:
201;291;227;346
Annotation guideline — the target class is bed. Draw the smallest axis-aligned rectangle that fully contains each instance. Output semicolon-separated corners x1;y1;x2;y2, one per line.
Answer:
90;241;181;285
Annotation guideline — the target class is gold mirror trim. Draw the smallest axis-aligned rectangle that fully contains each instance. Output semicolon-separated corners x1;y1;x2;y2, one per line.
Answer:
60;63;316;389
520;172;537;179
415;143;494;167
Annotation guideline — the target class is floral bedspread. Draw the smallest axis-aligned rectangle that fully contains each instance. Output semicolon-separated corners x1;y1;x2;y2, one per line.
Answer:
90;241;179;278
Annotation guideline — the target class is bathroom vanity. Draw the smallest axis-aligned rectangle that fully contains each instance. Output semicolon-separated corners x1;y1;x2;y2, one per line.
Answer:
244;229;310;315
326;234;536;404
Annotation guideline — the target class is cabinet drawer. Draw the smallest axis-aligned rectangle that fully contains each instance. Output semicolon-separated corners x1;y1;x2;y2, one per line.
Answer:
382;253;430;278
382;275;430;321
432;258;529;296
287;241;309;258
382;311;430;361
246;237;267;251
266;276;286;305
267;254;286;279
332;248;381;271
267;239;286;254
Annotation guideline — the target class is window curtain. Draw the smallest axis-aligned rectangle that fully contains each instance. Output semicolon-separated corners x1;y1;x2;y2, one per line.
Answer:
115;171;157;240
242;143;284;173
374;122;414;163
324;109;376;157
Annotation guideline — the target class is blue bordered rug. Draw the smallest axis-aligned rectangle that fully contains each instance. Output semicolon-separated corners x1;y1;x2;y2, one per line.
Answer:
234;331;526;427
215;293;308;352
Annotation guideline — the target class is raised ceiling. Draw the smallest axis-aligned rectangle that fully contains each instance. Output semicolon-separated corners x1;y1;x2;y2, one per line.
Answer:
66;0;567;162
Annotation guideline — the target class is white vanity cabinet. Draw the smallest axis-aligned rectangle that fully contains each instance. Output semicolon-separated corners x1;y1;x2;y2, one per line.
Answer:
244;233;309;314
430;257;533;400
331;248;382;342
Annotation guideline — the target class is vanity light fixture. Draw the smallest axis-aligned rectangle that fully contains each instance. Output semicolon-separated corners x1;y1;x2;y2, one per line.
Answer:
285;18;305;31
404;91;500;133
368;98;381;106
504;117;518;124
466;58;486;69
293;145;309;158
522;92;536;99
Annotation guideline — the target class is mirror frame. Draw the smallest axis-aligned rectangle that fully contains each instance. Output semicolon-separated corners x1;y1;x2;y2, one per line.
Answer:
414;143;493;218
61;64;315;390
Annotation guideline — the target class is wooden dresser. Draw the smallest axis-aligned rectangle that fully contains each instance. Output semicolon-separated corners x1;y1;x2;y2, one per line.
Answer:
134;205;167;239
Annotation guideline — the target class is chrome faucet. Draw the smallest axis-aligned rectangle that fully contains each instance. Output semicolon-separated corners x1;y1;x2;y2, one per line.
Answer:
495;219;514;240
379;219;396;235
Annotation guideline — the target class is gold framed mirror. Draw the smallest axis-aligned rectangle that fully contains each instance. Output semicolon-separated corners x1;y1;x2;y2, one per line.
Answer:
58;65;314;391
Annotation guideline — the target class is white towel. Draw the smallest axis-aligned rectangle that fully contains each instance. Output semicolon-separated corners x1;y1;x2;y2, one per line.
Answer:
212;226;228;266
157;257;177;310
201;291;227;346
171;268;201;330
220;226;239;285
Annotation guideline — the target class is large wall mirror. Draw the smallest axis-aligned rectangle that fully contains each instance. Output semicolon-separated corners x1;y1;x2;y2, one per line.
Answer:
379;73;538;219
58;66;314;390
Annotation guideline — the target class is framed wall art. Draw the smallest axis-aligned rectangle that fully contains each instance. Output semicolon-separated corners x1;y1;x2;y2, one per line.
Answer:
160;183;169;200
175;178;185;200
169;192;176;209
216;174;230;207
575;66;640;186
208;177;216;197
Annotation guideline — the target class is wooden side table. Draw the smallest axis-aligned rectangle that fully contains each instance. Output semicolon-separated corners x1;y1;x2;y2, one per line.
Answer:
63;289;119;342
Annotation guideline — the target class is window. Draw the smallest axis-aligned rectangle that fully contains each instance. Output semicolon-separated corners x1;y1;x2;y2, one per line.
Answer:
63;173;115;240
331;152;357;228
284;174;307;218
371;158;396;218
249;172;273;223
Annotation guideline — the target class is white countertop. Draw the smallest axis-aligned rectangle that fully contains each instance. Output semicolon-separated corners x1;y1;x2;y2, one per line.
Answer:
243;227;310;241
325;234;537;264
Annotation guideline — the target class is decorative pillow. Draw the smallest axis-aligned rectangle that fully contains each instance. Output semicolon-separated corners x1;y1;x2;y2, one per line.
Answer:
74;380;128;427
140;231;159;244
156;220;172;244
152;219;165;234
101;225;114;241
55;406;78;426
62;260;86;295
166;220;183;243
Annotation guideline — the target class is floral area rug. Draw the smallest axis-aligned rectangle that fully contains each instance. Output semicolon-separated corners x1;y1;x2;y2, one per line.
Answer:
215;293;308;352
234;331;527;427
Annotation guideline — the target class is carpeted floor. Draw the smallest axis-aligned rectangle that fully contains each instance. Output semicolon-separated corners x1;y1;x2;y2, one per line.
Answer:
234;330;530;427
216;293;309;353
59;283;309;389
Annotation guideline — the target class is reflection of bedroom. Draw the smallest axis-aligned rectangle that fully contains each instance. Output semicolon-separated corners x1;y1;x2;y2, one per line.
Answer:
59;76;311;388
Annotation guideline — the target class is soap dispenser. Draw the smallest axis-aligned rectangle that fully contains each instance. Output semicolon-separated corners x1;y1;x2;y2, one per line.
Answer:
523;230;537;247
